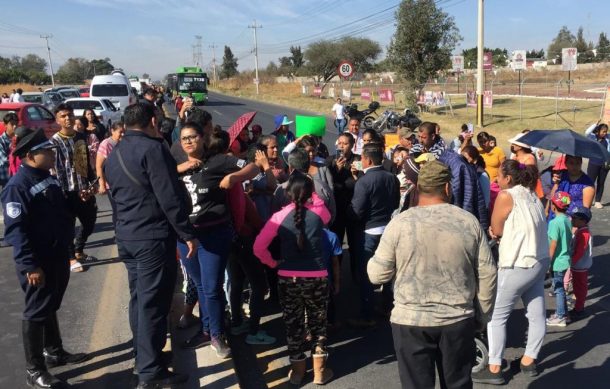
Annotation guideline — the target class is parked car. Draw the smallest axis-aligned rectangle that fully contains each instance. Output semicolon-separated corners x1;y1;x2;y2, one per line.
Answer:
57;88;81;100
22;92;62;112
0;103;60;138
79;86;90;98
90;69;138;113
64;97;122;129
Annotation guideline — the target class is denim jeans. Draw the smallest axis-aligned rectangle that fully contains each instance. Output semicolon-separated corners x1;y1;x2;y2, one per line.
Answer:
178;224;233;338
553;270;567;318
335;118;347;133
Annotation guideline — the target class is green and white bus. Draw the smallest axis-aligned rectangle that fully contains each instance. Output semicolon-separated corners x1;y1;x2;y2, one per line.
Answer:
167;66;208;104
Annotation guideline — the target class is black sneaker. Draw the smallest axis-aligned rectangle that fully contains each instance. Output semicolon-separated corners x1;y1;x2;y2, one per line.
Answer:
569;309;587;321
471;367;505;385
182;331;211;349
211;335;231;359
520;361;538;377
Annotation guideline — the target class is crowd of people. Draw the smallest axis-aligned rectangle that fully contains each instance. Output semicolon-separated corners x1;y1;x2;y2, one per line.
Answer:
1;88;605;388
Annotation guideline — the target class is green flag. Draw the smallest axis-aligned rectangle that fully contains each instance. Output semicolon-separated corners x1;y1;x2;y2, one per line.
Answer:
295;115;326;137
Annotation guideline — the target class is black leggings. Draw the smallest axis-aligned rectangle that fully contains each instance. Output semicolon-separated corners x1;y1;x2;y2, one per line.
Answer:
586;163;609;202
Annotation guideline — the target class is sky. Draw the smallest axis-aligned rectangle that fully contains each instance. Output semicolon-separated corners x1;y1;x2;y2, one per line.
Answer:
1;0;608;81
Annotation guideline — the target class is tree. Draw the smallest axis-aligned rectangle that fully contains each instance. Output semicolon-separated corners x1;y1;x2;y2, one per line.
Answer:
526;49;545;59
597;32;610;61
56;57;91;84
289;45;304;69
303;37;381;86
142;73;150;79
548;26;576;63
387;0;461;105
20;54;47;74
90;58;114;76
575;27;594;63
265;61;279;76
221;46;238;79
461;47;509;69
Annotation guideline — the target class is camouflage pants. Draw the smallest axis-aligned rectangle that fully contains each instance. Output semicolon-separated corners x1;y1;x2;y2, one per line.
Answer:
278;277;329;357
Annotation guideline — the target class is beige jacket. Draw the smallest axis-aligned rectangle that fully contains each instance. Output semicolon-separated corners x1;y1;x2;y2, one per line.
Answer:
367;203;497;327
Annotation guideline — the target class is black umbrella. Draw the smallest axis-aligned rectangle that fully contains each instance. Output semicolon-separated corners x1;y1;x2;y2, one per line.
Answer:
518;129;610;163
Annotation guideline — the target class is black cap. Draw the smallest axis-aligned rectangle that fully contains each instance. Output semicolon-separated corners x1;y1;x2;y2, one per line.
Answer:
13;128;57;158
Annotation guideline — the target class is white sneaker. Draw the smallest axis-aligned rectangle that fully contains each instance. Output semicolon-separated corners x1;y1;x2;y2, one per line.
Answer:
595;202;603;209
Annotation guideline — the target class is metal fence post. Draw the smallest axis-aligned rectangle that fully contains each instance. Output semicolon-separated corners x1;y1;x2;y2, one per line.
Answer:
555;79;563;127
519;78;526;122
600;83;608;120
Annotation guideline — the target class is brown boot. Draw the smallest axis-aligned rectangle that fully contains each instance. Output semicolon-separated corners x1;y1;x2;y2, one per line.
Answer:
312;352;333;385
288;355;307;385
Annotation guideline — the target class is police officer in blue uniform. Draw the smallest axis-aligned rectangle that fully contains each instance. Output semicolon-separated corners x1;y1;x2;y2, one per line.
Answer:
2;128;88;388
104;103;198;388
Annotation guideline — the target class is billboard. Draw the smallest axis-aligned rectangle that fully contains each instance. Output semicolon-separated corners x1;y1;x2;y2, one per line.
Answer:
483;52;493;71
562;48;578;71
360;88;371;100
379;89;394;102
451;55;464;72
513;50;527;70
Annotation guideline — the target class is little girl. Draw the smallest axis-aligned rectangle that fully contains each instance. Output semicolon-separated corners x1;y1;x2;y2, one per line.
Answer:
253;172;333;386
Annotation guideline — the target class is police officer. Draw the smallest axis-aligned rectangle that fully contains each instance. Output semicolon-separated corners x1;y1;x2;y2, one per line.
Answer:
2;128;88;388
104;103;198;388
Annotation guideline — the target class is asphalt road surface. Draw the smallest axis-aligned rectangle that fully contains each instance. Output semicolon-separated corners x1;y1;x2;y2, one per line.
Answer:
0;91;609;389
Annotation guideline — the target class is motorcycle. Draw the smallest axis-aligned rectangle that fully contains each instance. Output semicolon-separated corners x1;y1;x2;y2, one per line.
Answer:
369;108;422;134
346;101;380;128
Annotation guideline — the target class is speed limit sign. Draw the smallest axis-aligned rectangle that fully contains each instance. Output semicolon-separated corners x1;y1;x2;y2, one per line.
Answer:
338;61;354;78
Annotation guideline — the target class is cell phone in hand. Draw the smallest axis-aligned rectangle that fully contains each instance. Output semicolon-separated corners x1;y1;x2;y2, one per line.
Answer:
467;123;474;133
353;161;363;171
336;149;343;159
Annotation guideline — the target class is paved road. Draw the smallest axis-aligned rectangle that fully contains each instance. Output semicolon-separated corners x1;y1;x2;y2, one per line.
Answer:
203;91;610;389
0;91;609;389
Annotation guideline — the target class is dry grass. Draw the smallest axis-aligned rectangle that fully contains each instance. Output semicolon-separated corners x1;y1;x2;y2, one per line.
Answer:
0;83;45;95
213;80;602;148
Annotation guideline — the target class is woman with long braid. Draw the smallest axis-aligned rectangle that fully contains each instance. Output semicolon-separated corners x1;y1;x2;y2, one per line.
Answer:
254;172;334;386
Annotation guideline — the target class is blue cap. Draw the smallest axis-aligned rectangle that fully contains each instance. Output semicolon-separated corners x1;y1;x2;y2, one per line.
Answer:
570;206;592;222
274;114;293;130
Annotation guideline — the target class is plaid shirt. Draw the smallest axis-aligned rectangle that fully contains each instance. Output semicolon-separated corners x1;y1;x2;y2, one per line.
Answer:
0;132;12;185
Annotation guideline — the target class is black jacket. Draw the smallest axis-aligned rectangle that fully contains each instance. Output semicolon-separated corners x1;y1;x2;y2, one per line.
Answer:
104;130;196;241
349;165;400;230
2;164;74;274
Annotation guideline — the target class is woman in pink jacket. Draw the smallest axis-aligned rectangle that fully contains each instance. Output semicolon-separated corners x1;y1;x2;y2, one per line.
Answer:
254;172;333;386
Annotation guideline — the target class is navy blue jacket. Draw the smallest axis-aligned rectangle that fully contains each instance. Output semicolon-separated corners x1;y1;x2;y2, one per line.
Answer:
349;165;400;230
438;150;489;230
1;164;74;274
104;130;196;241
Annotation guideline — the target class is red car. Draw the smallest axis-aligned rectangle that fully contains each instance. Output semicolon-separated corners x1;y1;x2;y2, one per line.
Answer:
0;103;60;138
79;86;90;98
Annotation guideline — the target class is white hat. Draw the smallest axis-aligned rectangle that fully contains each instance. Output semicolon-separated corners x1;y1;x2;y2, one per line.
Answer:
508;133;531;149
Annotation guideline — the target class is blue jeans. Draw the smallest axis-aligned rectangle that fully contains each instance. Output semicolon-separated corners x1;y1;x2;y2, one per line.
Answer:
178;224;233;338
553;270;567;318
335;118;347;133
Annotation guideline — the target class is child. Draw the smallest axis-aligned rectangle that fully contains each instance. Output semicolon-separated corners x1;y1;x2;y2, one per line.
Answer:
569;206;593;320
546;191;573;327
253;172;334;386
322;227;342;329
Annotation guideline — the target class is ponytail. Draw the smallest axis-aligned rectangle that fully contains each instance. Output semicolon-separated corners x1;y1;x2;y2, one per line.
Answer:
286;172;314;251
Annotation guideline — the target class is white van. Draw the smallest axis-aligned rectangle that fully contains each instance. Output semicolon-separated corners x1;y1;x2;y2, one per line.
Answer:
90;70;137;113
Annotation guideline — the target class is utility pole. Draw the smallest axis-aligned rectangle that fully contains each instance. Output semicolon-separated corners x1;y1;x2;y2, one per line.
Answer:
193;35;203;68
40;34;55;87
248;20;262;94
209;43;218;85
476;0;485;128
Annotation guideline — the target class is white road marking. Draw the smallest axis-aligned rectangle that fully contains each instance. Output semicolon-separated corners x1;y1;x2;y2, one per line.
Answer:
213;109;223;116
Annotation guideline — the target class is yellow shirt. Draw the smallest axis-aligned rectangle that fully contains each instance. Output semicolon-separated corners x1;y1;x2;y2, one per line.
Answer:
479;146;506;183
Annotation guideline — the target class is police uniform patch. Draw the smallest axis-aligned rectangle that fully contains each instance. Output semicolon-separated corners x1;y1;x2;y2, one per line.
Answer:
6;202;22;218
